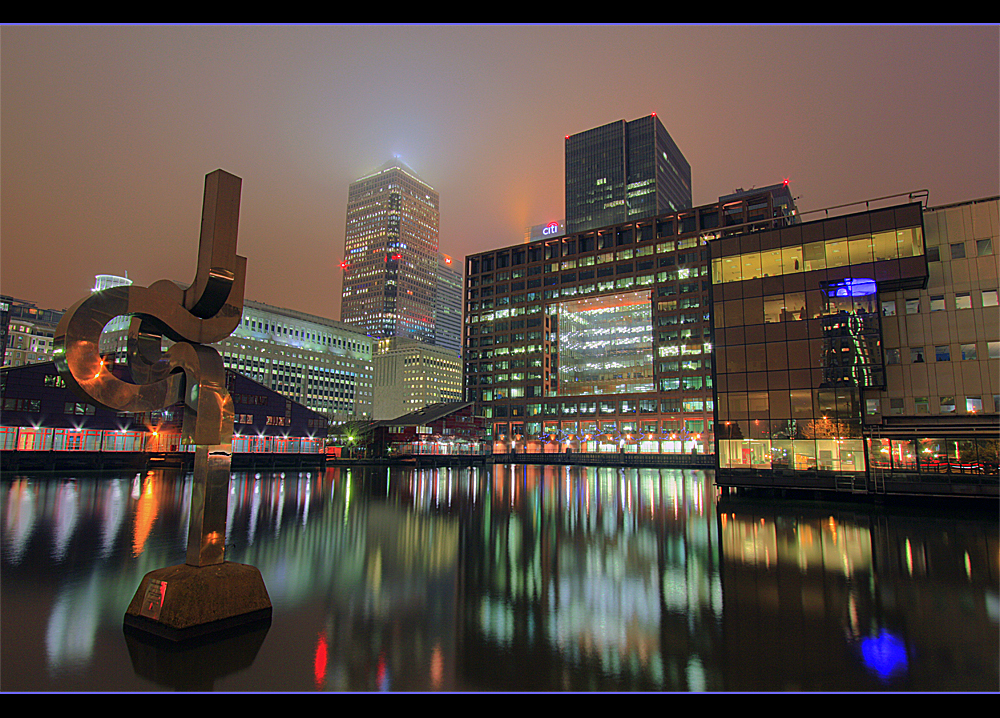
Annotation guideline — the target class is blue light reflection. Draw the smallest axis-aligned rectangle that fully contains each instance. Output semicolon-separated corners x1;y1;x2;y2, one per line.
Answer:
860;630;908;681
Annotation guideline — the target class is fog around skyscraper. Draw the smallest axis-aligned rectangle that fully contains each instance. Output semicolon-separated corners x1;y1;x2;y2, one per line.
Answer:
340;157;440;342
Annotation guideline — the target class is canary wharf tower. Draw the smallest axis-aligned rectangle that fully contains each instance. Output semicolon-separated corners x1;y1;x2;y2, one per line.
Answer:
340;158;440;342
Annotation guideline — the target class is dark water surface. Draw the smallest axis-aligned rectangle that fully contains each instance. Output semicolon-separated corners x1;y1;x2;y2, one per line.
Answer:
2;465;997;692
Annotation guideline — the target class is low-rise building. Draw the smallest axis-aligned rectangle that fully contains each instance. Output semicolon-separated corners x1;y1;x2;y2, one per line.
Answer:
0;361;329;466
369;402;486;456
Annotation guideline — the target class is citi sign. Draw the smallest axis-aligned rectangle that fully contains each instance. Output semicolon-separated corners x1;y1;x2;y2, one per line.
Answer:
542;222;561;236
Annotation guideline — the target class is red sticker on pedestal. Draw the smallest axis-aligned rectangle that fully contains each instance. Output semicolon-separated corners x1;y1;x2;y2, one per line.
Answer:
139;579;167;620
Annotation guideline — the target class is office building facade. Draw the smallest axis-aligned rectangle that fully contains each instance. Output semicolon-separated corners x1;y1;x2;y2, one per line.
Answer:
565;114;692;234
0;295;10;362
373;337;464;420
218;300;374;423
94;286;374;423
711;195;998;496
464;186;796;455
433;252;464;356
340;158;440;343
2;298;65;368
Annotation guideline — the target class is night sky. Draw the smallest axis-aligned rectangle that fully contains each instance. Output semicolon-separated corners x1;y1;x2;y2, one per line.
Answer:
2;25;997;320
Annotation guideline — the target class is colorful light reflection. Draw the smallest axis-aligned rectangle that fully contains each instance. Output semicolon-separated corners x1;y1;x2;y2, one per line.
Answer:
860;630;908;682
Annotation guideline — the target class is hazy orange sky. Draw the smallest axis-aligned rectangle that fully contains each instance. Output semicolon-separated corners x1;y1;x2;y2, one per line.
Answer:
2;24;997;320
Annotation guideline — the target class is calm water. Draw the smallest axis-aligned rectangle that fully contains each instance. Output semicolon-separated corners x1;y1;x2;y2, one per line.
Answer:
1;464;997;692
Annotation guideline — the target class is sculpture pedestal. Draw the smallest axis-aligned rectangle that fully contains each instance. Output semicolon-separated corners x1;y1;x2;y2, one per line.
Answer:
124;562;272;642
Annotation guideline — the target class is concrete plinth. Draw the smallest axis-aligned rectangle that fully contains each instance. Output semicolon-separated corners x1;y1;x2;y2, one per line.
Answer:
124;562;272;642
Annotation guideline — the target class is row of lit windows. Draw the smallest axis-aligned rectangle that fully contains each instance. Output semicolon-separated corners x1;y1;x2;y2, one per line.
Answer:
470;269;706;304
469;241;705;286
473;397;714;416
468;229;708;276
714;290;880;328
494;418;706;438
239;316;371;355
476;396;714;417
720;435;999;475
711;226;924;285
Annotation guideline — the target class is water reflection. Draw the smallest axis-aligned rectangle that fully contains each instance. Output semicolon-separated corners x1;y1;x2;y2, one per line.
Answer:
1;466;996;692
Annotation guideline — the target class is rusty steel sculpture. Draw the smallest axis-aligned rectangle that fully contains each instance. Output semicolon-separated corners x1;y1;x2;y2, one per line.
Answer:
55;170;271;640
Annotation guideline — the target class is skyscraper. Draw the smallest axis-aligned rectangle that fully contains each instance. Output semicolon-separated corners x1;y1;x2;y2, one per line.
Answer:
565;114;692;234
340;157;440;342
433;252;464;356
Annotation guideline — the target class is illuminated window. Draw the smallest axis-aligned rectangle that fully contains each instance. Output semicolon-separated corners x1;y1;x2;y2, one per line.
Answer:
556;291;653;396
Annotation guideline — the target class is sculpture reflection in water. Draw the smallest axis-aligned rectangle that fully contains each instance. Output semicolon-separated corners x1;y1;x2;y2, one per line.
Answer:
54;169;271;640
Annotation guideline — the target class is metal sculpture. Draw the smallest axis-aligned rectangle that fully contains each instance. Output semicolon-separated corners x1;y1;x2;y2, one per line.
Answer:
55;169;245;566
55;170;269;640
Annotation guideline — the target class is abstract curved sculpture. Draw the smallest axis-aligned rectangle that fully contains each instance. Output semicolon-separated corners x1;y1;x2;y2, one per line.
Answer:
58;170;272;641
55;170;246;450
56;170;247;570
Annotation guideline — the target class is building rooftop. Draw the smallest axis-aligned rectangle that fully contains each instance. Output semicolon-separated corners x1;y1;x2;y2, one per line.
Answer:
375;401;475;427
356;156;434;189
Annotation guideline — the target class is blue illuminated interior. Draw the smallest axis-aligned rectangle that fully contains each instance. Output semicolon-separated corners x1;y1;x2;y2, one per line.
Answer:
829;278;878;297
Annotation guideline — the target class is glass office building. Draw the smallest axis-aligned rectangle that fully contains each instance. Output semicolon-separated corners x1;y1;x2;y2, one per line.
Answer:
464;186;796;456
712;195;999;497
565;114;692;234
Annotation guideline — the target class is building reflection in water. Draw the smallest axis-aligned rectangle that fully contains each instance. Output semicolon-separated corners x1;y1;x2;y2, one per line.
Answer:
1;467;997;691
717;499;998;689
